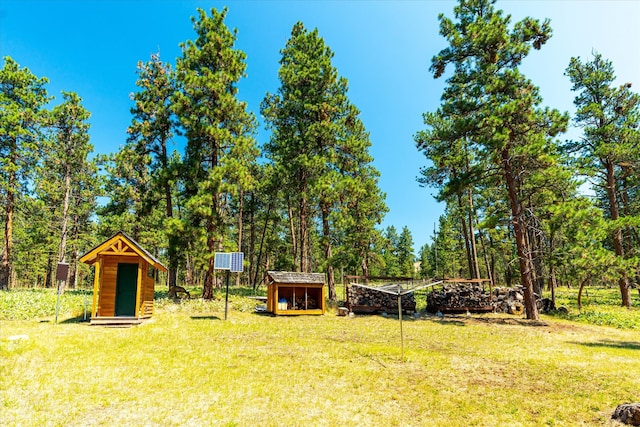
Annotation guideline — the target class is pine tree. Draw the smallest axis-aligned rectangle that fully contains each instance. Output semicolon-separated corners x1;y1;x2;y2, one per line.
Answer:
434;213;464;279
418;243;432;279
173;8;258;299
397;226;416;278
0;57;51;290
565;53;640;307
262;22;386;297
427;0;568;319
46;91;93;290
381;226;401;277
127;52;180;289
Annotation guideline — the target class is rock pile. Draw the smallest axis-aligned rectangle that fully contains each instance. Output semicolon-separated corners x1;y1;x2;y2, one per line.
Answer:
347;284;416;314
612;403;640;426
492;286;526;315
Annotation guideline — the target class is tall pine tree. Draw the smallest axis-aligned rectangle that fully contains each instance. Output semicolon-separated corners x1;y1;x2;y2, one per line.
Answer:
174;8;258;299
426;0;568;319
0;57;51;290
127;53;180;289
566;53;640;307
262;22;386;298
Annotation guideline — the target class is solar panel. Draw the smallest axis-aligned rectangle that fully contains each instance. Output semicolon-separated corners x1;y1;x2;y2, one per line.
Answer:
214;252;244;272
230;252;244;272
214;253;231;270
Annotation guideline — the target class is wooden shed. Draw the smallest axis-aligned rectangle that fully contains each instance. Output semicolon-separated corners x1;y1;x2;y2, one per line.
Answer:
80;232;167;326
266;271;325;315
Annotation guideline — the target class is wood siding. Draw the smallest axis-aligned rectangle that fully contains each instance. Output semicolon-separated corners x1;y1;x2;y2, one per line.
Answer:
267;282;325;315
96;255;155;318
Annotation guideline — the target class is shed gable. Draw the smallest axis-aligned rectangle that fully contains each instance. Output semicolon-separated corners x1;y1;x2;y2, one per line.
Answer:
80;231;167;272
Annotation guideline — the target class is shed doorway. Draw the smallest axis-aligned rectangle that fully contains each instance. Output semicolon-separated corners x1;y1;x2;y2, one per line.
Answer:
115;263;138;316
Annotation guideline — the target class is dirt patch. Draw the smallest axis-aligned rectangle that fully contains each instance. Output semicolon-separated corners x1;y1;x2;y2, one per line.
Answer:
434;313;594;334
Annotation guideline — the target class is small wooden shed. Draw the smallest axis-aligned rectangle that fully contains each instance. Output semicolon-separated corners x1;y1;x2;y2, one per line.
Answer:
266;271;325;315
80;231;167;325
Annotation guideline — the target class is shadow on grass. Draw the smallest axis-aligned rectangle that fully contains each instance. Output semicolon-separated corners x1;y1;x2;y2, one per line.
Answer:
366;313;469;326
470;317;549;327
572;340;640;351
416;314;552;328
190;315;221;321
60;315;91;324
427;318;467;327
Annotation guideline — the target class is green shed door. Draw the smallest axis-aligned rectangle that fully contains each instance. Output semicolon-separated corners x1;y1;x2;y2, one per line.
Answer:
115;263;138;316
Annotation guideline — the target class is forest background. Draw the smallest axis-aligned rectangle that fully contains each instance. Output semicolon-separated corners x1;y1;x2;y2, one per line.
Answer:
1;0;638;319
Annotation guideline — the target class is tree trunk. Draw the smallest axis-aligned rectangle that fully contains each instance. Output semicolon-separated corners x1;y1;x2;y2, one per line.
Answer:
0;199;12;290
531;231;545;299
287;198;298;271
56;167;72;293
478;230;494;286
502;148;538;320
605;159;631;308
202;220;216;300
58;168;71;260
236;190;243;286
299;194;309;273
248;194;256;290
45;252;55;289
0;168;16;290
160;138;177;290
547;231;557;308
253;203;271;291
548;268;557;308
467;188;481;279
577;276;590;310
185;251;194;287
68;219;79;289
321;202;336;301
487;232;497;287
457;193;473;278
361;257;369;283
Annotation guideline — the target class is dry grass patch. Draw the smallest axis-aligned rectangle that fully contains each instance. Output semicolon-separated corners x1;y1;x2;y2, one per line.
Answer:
2;297;639;426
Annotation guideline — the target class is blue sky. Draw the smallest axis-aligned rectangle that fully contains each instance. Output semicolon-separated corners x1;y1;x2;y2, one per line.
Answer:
2;0;639;251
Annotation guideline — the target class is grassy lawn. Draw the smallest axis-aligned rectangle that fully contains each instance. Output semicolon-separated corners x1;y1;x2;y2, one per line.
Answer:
1;287;639;426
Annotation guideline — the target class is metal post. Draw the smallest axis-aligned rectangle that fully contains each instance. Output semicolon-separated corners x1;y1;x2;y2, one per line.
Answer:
434;222;438;279
55;280;62;324
398;284;404;361
224;270;231;320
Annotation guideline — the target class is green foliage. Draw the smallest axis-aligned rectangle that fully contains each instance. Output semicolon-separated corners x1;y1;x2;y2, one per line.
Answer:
552;286;640;329
565;52;640;307
372;226;416;278
0;57;100;290
173;7;258;297
417;242;432;279
0;288;92;320
44;91;96;288
0;57;52;289
418;0;575;318
5;3;636;318
0;57;51;195
261;21;386;283
123;52;182;287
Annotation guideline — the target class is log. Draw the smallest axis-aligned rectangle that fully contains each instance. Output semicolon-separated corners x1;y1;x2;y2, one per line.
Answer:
347;286;416;314
426;284;535;314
